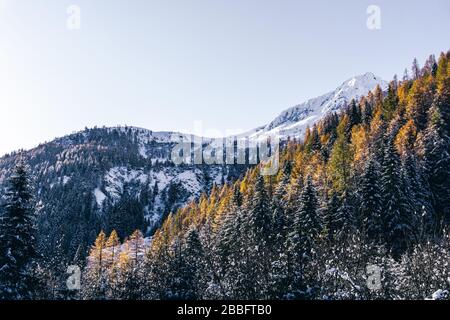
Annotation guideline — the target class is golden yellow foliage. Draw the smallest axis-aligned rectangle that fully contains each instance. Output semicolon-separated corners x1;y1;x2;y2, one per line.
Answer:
395;120;417;158
350;125;369;172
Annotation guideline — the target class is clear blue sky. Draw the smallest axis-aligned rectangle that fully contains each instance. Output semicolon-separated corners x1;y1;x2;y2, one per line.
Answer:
0;0;449;156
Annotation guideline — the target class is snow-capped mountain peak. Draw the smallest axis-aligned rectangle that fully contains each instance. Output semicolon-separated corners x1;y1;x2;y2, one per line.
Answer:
249;72;388;140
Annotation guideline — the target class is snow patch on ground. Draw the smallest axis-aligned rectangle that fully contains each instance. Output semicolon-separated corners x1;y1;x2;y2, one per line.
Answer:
62;176;70;185
99;165;210;231
94;188;106;206
104;166;148;198
430;289;448;300
177;170;202;193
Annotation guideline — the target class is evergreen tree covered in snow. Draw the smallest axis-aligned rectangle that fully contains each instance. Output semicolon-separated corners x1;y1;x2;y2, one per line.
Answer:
380;136;412;257
0;163;39;300
287;175;320;297
359;157;383;244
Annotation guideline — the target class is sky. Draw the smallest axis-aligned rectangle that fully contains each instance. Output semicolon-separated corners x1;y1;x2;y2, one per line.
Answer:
0;0;449;156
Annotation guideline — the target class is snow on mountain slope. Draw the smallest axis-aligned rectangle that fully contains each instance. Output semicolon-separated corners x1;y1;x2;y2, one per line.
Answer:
102;165;207;204
104;126;203;160
247;72;388;140
96;165;226;231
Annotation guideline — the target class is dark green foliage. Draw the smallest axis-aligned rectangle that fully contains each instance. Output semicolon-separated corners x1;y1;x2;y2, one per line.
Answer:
0;163;39;299
359;158;383;243
380;136;413;257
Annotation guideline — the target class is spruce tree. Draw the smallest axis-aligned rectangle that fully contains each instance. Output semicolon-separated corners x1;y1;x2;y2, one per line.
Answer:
380;136;412;257
166;237;187;299
323;192;341;242
144;232;172;299
220;210;248;299
359;157;383;244
361;99;374;126
0;163;38;300
181;227;206;299
419;104;450;231
401;154;434;240
247;174;271;239
268;168;290;298
412;58;421;79
335;191;357;240
215;199;241;284
287;175;320;297
384;81;399;121
240;174;272;298
271;166;290;246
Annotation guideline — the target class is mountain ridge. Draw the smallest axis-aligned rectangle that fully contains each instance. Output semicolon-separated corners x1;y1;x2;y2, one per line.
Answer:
245;72;387;140
1;72;387;160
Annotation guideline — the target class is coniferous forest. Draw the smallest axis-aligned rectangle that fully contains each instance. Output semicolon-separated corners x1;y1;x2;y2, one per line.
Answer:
1;52;450;300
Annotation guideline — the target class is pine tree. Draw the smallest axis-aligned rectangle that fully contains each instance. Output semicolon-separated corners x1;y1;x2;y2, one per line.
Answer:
361;98;374;126
287;175;320;297
214;193;242;290
401;154;434;240
144;231;172;299
247;175;272;239
305;125;321;153
166;237;187;299
380;136;412;257
0;163;39;300
267;168;290;298
218;210;246;299
384;81;399;121
423;54;438;77
403;68;410;81
412;58;421;79
272;164;291;246
336;191;357;240
418;106;450;232
180;227;206;299
232;184;243;207
348;100;362;127
359;158;383;244
239;174;272;298
323;192;341;242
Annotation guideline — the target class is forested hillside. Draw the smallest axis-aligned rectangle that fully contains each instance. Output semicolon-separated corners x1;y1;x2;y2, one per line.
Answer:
83;52;450;300
0;126;247;293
